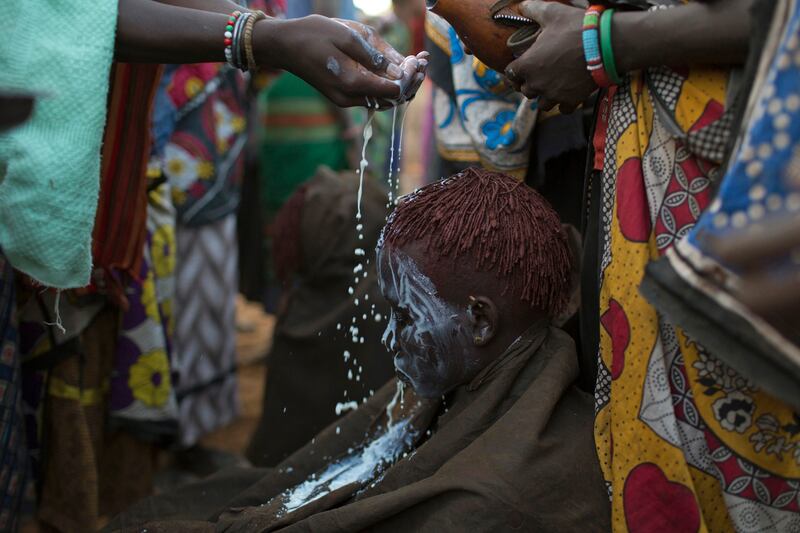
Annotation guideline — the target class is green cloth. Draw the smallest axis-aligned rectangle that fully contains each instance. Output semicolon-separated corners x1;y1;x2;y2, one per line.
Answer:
0;1;117;288
258;73;348;218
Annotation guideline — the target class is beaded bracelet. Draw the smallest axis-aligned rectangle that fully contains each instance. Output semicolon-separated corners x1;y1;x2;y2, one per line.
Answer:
599;9;623;85
224;11;242;68
582;5;612;88
243;11;267;71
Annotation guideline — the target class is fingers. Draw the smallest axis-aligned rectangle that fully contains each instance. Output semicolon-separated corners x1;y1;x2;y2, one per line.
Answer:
335;20;404;80
335;55;402;102
504;61;523;92
404;72;426;101
518;0;555;24
332;51;428;109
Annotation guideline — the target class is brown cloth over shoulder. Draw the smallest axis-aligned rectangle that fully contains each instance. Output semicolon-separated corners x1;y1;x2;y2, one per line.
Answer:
108;326;610;532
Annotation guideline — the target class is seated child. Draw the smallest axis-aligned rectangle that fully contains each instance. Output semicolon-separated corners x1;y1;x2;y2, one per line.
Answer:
109;168;610;532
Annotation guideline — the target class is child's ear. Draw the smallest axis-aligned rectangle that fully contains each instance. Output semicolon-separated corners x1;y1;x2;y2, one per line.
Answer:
466;296;499;346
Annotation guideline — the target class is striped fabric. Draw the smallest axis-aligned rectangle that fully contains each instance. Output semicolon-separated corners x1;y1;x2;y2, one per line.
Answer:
258;72;348;218
92;64;162;306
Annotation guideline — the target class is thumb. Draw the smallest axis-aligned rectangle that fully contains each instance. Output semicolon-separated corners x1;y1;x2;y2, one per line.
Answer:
518;0;555;25
504;56;524;92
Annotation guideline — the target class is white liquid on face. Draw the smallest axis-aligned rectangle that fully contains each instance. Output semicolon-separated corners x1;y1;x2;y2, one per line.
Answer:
379;249;462;396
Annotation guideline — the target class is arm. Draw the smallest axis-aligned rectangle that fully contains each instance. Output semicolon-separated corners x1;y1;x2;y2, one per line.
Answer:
115;0;427;107
505;0;753;111
613;0;751;73
116;0;227;63
152;0;244;14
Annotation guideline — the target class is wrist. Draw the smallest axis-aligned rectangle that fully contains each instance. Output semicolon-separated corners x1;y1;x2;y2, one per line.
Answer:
253;18;289;70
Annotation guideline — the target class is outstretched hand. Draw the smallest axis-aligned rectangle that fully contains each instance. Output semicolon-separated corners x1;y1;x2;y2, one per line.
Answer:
257;15;427;109
504;0;596;113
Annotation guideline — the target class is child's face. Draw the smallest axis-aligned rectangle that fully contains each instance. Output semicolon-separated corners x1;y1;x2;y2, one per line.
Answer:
377;244;478;398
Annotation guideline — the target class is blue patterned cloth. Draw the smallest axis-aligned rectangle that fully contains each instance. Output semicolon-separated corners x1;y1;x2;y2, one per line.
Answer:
643;3;800;411
689;11;800;253
427;13;538;178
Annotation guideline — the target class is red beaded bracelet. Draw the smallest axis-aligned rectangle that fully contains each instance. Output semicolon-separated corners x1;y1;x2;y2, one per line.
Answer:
224;11;242;67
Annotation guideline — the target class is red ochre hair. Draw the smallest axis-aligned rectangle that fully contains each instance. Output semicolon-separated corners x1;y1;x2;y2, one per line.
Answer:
380;167;572;317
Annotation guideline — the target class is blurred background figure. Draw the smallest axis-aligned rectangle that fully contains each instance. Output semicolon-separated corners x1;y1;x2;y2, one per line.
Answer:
247;167;395;466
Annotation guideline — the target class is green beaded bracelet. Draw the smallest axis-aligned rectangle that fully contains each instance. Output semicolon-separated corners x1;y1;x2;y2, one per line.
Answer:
599;9;623;85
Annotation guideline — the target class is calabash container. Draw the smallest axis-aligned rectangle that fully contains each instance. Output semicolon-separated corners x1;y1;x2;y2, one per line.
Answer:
426;0;540;72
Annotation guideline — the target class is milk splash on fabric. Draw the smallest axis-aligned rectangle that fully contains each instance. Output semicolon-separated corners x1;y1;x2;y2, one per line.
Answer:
279;382;415;514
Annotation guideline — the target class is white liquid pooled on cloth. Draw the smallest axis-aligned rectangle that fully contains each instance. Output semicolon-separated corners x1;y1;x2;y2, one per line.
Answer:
279;384;414;514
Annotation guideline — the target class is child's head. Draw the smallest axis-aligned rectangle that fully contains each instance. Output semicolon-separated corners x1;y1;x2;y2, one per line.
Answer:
376;167;572;397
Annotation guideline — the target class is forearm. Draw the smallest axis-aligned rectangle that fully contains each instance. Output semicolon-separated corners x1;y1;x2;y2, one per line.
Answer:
614;0;753;73
153;0;247;15
116;0;229;63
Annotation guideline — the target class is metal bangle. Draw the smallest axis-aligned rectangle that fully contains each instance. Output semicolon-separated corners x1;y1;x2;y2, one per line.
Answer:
232;12;250;70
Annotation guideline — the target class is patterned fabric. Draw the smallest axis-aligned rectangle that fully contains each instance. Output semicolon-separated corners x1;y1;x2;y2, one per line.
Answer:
154;62;247;447
109;182;179;440
173;215;239;447
25;307;156;533
426;13;537;179
161;64;247;227
643;0;800;414
0;253;33;531
593;50;800;531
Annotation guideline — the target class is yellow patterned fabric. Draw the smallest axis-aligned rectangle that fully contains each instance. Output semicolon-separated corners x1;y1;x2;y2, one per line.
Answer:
594;66;800;532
